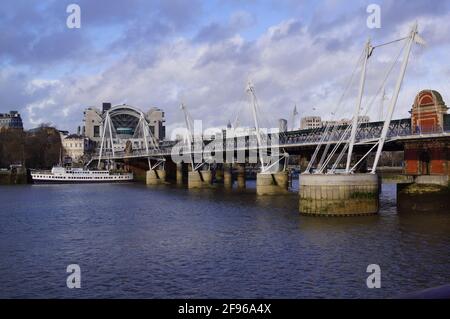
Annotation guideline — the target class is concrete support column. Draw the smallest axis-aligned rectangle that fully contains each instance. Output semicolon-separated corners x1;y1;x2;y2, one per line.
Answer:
215;166;224;184
223;164;233;189
299;174;380;216
188;170;212;189
256;171;289;195
146;169;166;185
202;170;212;185
176;163;184;185
236;164;246;190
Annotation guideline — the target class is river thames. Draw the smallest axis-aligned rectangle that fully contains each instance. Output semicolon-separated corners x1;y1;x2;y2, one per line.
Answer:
0;182;449;298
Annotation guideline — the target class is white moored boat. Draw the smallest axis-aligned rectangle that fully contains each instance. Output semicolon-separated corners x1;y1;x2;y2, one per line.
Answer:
31;166;133;184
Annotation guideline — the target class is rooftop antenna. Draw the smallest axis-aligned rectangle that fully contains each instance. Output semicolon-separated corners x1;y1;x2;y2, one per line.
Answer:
290;104;299;131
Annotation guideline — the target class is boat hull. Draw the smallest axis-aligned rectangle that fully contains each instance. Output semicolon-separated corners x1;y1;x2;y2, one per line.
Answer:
30;169;134;184
31;179;134;184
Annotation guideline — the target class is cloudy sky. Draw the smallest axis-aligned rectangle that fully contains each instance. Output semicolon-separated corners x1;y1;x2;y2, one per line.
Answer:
1;0;450;135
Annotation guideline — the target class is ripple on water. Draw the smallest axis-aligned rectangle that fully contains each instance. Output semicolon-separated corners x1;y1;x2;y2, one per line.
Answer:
0;183;449;298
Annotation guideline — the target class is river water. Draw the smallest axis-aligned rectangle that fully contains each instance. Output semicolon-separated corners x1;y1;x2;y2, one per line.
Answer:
0;181;449;298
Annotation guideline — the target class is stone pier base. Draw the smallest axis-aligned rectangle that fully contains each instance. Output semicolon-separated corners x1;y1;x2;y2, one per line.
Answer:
188;170;213;189
256;172;289;195
0;169;28;185
223;165;233;189
236;164;246;190
299;174;380;216
146;169;166;185
215;167;224;183
397;181;450;213
176;163;184;185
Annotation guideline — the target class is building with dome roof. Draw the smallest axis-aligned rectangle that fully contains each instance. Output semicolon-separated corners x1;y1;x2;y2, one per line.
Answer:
404;90;450;178
410;90;449;133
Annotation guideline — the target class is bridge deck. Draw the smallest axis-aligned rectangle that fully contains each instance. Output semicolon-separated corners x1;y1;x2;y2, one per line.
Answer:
90;118;450;161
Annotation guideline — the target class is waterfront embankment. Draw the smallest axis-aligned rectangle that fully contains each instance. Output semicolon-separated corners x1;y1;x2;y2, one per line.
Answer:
0;167;28;185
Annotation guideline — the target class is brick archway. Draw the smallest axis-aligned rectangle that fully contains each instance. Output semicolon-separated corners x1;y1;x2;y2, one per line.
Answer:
419;149;431;175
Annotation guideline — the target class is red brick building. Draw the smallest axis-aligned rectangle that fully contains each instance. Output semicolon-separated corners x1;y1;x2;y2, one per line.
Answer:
404;90;450;176
410;90;448;133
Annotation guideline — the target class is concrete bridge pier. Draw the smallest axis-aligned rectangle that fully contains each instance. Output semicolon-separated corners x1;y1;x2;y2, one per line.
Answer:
235;164;246;190
299;174;380;216
223;164;233;189
146;169;166;185
397;139;450;213
188;170;213;189
176;163;184;185
397;176;450;213
256;171;290;195
214;165;224;184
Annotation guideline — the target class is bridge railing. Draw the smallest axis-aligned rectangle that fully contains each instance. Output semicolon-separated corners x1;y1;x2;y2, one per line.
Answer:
91;119;450;160
410;125;450;135
281;119;412;145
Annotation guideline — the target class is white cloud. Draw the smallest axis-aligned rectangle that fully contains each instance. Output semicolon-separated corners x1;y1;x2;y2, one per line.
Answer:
26;98;57;126
25;79;60;94
8;8;450;136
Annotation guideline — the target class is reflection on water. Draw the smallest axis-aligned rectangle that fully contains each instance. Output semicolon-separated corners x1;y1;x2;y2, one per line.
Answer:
0;182;449;298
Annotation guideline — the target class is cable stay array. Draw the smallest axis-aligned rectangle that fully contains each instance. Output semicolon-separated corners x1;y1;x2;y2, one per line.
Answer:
304;22;425;175
180;103;209;171
97;105;162;170
245;81;289;174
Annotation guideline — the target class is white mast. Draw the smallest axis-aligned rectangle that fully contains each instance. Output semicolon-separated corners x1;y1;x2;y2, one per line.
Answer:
246;81;266;172
97;111;108;169
180;103;195;168
345;39;372;173
379;88;387;121
107;113;115;158
371;22;423;173
139;112;150;158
